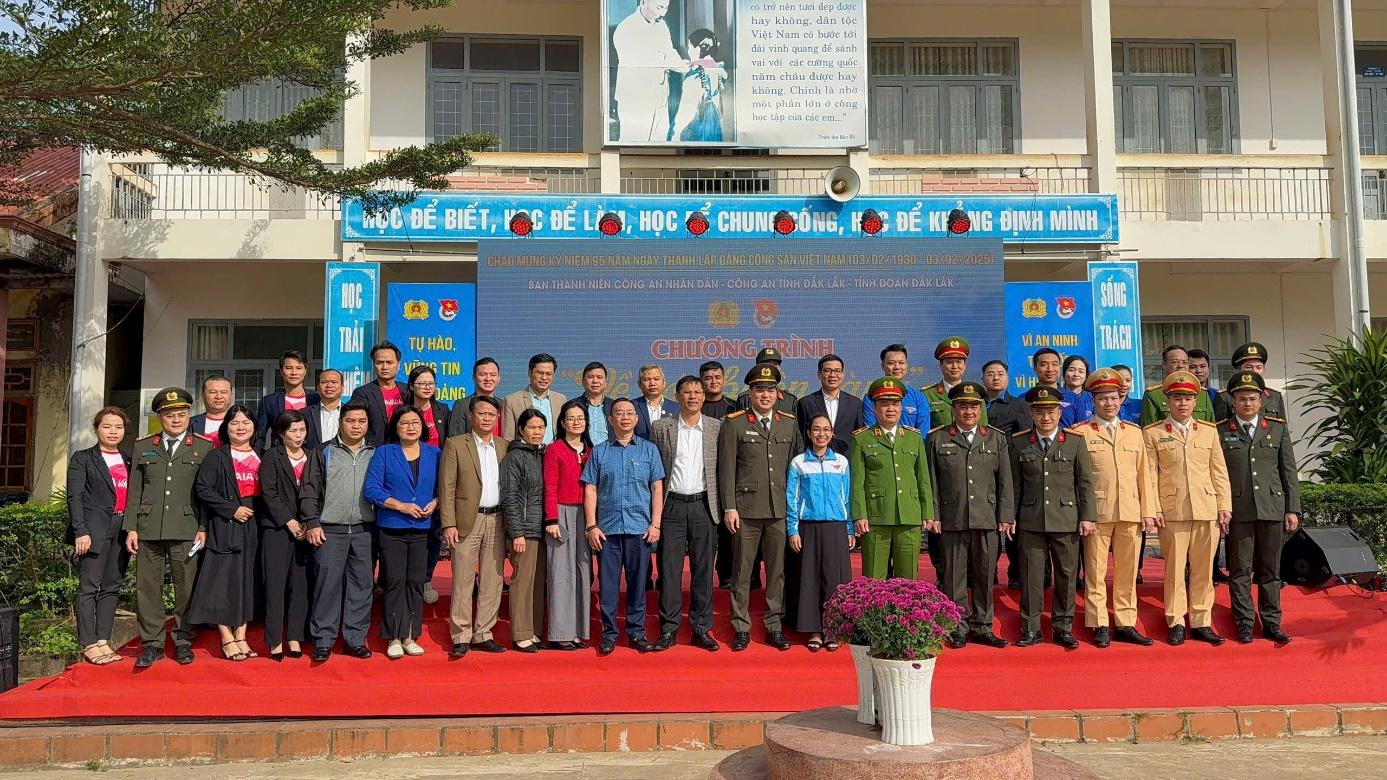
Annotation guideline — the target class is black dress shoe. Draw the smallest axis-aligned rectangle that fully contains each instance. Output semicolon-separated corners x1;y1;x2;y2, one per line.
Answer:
346;645;372;659
767;631;791;651
471;639;505;653
692;632;720;651
174;646;195;665
449;643;470;659
629;637;655;653
286;648;303;659
1092;627;1111;648
1114;627;1154;647
947;632;967;649
731;632;750;651
1167;625;1186;645
511;642;540;654
1190;627;1224;645
268;651;284;662
1053;630;1080;650
1236;626;1255;644
654;632;678;651
312;647;331;662
1262;626;1292;645
1212;568;1230;584
135;647;163;668
598;637;617;655
969;631;1009;649
1015;631;1042;647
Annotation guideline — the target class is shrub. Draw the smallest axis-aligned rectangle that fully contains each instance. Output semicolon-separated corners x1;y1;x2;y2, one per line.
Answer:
1299;482;1387;565
1289;327;1387;483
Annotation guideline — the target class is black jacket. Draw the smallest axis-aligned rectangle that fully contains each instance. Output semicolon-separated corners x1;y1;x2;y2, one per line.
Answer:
795;390;865;455
255;390;320;450
259;446;309;529
65;445;129;553
416;399;451;448
193;447;259;554
349;380;409;446
501;441;546;540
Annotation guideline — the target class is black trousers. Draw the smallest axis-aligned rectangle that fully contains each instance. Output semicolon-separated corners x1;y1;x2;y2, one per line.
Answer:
940;529;999;633
260;525;311;649
785;522;852;633
1019;530;1080;634
379;528;428;640
75;535;124;647
1227;520;1287;630
658;493;717;635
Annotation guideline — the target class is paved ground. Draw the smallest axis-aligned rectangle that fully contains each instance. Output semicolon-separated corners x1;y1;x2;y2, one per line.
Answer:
9;736;1386;778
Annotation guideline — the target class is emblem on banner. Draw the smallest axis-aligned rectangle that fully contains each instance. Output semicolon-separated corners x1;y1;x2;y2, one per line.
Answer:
438;299;459;322
753;299;779;329
1056;296;1078;319
403;299;429;320
1021;298;1047;318
708;301;740;327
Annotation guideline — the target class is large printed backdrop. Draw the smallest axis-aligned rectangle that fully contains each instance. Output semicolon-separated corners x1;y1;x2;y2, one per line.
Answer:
477;237;1004;400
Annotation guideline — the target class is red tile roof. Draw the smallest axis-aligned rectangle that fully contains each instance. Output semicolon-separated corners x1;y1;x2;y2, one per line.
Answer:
1;147;81;219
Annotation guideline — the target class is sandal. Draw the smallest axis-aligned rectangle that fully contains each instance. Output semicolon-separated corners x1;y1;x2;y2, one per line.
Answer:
237;640;258;658
81;644;119;666
95;641;125;662
221;641;249;662
824;640;840;652
807;638;824;652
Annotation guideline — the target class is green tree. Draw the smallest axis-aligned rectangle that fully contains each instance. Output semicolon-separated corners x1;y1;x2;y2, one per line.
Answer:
1290;326;1387;483
0;1;491;208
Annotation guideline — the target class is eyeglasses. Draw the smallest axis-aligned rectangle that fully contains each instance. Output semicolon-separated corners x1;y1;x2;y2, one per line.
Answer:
819;368;844;375
413;382;436;389
563;416;586;424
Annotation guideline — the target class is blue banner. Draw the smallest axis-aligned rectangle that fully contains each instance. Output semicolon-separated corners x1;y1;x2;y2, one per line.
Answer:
323;262;379;394
343;193;1118;244
1088;261;1145;399
477;238;1005;401
1003;282;1095;394
384;283;478;404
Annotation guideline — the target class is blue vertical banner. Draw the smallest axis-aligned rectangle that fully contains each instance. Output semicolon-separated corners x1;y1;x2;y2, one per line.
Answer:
1002;282;1095;393
384;283;478;404
1088;261;1145;399
323;262;379;394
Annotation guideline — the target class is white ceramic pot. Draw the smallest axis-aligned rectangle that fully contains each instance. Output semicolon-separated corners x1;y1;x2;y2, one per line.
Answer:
868;655;937;745
847;643;877;726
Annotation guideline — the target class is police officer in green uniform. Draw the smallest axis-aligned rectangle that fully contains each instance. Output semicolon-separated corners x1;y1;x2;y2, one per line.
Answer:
1213;341;1288;421
926;382;1011;648
922;337;989;428
1011;385;1096;650
1141;344;1216;425
850;377;935;580
719;362;802;651
123;387;214;667
1217;370;1300;645
734;347;798;415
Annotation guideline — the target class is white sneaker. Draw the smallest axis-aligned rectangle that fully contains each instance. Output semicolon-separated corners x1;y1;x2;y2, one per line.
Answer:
386;640;404;659
423;582;439;604
402;639;425;656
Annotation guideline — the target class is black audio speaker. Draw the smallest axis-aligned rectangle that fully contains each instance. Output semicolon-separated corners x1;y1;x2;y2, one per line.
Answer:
0;608;18;693
1281;526;1379;587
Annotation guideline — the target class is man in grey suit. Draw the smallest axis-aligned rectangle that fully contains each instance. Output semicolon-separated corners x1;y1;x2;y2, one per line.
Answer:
649;375;722;652
501;353;567;443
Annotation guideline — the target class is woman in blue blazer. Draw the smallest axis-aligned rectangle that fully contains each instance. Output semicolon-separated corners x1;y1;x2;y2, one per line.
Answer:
363;406;441;659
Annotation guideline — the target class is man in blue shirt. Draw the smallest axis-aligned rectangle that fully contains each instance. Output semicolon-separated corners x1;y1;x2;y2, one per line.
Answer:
582;398;665;655
863;343;931;430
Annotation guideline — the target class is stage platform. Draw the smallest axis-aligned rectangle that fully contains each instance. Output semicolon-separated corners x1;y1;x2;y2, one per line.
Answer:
2;557;1385;722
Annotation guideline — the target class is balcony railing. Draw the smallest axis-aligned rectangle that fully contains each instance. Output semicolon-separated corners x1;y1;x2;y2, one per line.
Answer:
1116;158;1332;222
870;156;1092;196
109;162;340;220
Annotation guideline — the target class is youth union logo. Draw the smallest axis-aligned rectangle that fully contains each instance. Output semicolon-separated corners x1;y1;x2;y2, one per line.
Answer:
753;300;779;329
1056;296;1078;319
438;299;459;321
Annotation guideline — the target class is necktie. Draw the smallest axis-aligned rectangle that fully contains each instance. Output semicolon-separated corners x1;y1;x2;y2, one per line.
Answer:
1041;437;1051;452
759;417;770;436
964;431;974;445
165;438;176;458
887;430;895;444
1244;422;1255;439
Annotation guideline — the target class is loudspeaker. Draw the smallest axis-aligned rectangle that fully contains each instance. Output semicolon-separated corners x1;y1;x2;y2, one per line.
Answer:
1280;526;1378;587
0;608;17;693
823;166;860;202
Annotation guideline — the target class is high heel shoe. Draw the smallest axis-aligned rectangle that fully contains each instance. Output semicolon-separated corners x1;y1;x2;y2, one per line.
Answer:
286;648;303;659
268;650;284;662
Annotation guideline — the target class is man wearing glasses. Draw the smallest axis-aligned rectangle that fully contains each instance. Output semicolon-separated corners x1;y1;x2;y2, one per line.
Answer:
795;353;863;456
502;353;567;443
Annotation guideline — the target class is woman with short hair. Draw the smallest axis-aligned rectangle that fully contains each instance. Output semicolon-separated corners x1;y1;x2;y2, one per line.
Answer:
503;408;549;652
259;410;313;660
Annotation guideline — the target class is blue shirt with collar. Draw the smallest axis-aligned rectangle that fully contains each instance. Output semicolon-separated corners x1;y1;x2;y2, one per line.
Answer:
529;391;556;443
862;384;931;430
1118;396;1143;424
587;400;610;443
580;435;666;536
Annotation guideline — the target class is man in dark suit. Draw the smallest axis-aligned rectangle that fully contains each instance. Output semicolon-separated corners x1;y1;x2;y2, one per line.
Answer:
649;376;722;652
304;369;345;450
190;374;233;446
255;350;319;449
982;359;1030;587
349;341;408;446
634;363;678;440
449;357;502;438
735;347;797;414
795;353;863;455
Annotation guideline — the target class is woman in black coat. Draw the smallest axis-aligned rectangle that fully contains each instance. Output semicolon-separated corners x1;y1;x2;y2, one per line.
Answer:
187;405;261;661
66;406;132;666
259;410;314;660
503;408;548;652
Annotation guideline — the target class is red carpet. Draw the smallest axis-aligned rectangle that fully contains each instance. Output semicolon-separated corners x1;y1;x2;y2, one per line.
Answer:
3;556;1385;721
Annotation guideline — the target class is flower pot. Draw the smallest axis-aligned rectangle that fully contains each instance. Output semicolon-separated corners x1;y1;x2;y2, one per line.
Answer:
847;643;877;725
868;655;937;745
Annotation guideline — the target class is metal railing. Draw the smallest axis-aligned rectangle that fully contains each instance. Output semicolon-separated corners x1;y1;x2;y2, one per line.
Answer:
108;163;340;220
445;165;600;194
870;166;1093;196
1116;166;1332;221
621;168;830;195
1363;169;1387;219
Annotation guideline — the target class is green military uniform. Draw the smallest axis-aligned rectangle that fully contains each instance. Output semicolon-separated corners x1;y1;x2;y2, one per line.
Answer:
717;362;803;638
850;377;935;580
1140;386;1216;425
1217;371;1301;640
925;382;1012;639
122;387;214;657
1011;386;1096;640
1214;386;1286;422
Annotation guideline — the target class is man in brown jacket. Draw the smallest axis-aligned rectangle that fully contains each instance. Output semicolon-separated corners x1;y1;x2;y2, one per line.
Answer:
1068;369;1158;648
440;396;509;657
1144;371;1232;646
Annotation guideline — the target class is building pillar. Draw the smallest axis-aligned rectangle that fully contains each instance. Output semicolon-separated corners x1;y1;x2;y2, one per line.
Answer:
343;35;372;169
68;150;110;452
1080;0;1118;194
1319;0;1372;336
600;150;621;194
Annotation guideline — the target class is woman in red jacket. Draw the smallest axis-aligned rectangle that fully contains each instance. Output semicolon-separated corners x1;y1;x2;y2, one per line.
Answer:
542;398;593;649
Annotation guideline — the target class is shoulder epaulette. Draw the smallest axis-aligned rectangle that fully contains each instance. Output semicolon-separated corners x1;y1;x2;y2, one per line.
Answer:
983;424;1004;433
1143;421;1164;429
1266;416;1287;424
1195;419;1217;428
1012;429;1033;438
901;425;920;433
927;424;948;434
135;433;155;442
852;426;870;435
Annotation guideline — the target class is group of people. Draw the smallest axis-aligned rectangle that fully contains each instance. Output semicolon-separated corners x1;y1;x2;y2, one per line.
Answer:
65;336;1300;668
